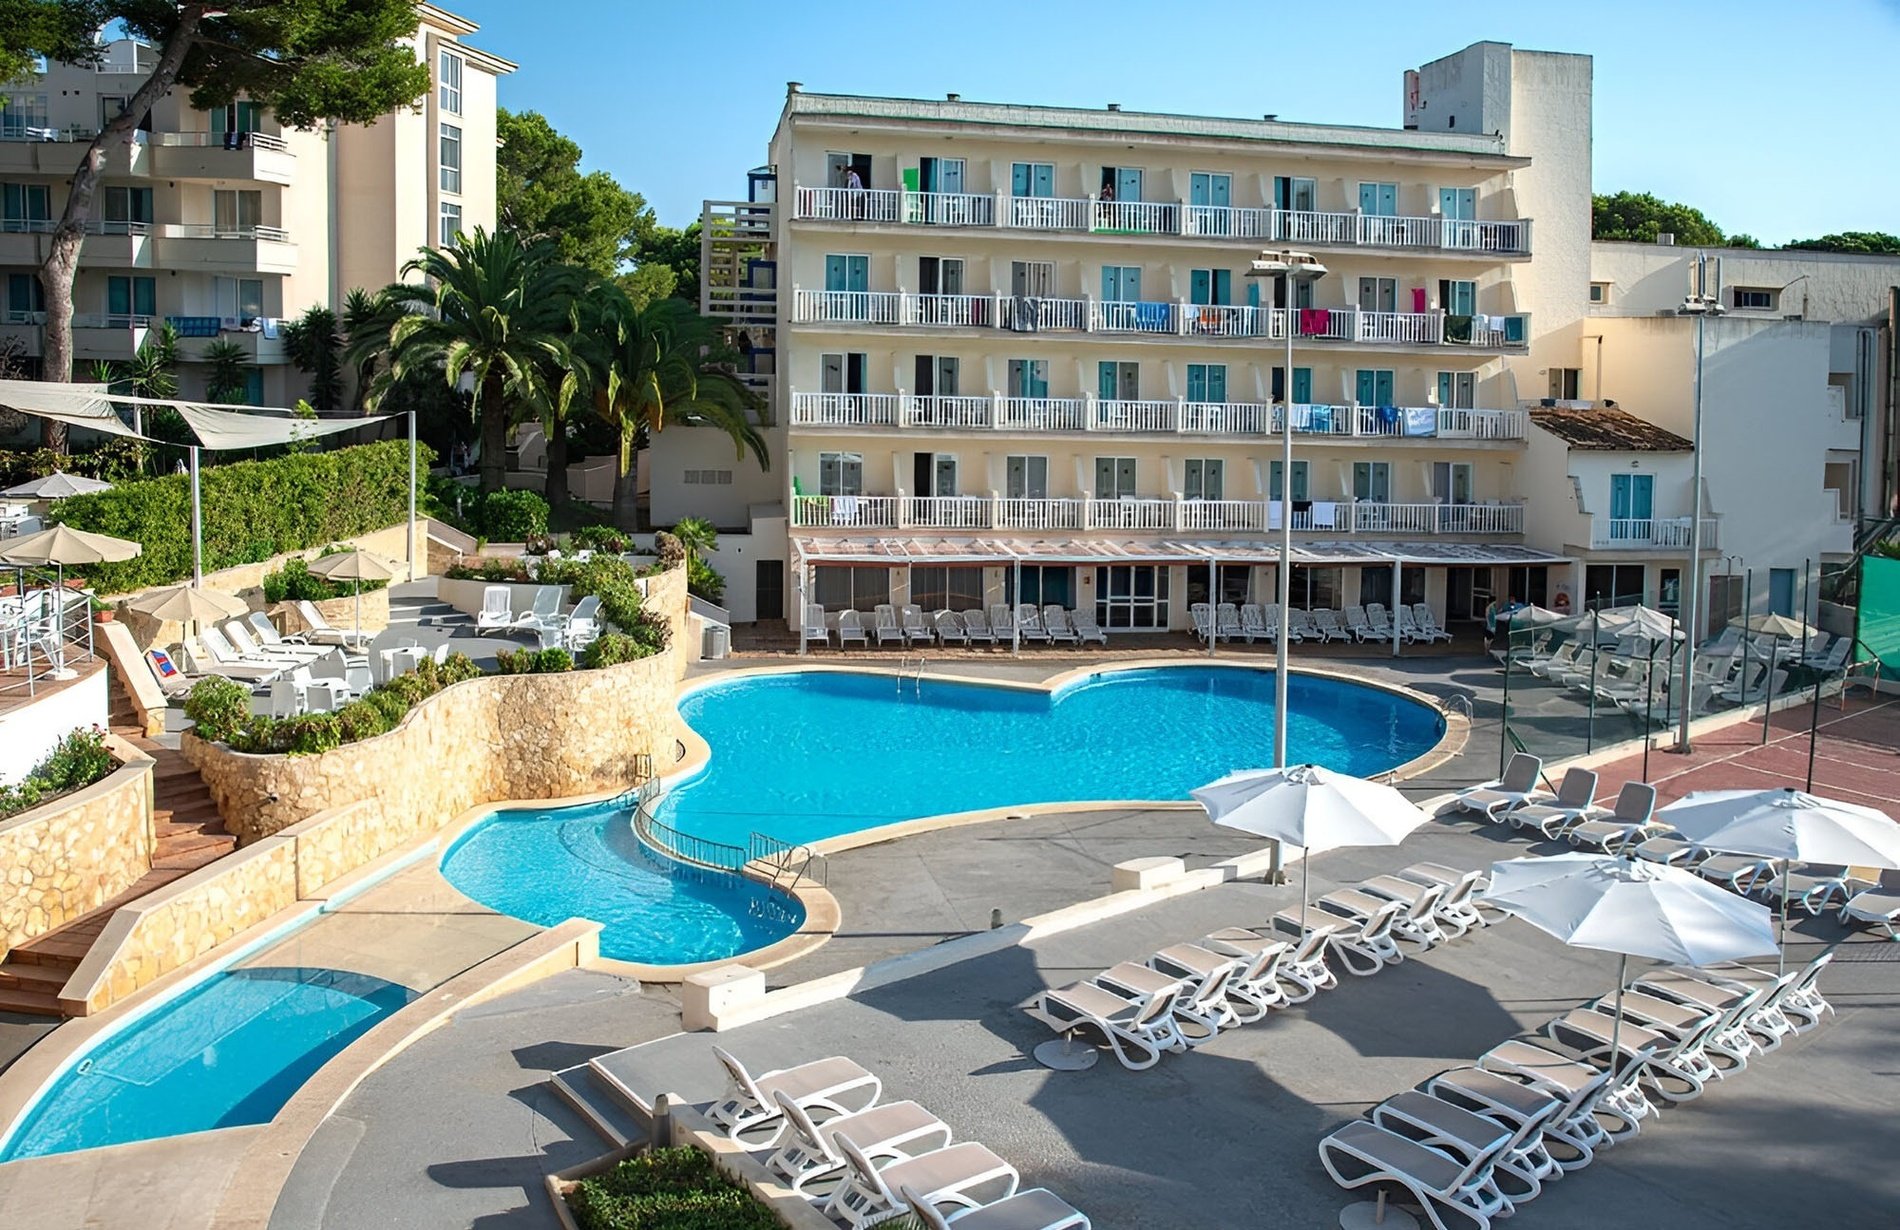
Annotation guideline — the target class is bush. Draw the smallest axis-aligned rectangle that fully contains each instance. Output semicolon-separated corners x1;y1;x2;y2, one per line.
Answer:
652;530;686;568
333;700;390;743
261;546;391;604
579;631;655;669
494;647;573;674
184;677;254;744
568;1147;779;1230
686;553;724;604
364;688;410;726
185;652;484;754
0;726;119;821
52;439;430;593
275;713;343;756
571;524;631;554
469;489;549;542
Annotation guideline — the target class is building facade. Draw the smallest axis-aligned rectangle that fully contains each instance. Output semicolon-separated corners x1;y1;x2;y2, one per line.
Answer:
676;41;1894;635
0;4;511;407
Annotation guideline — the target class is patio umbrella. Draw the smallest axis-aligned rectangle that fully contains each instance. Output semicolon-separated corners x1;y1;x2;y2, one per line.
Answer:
1736;613;1818;641
1480;853;1776;1067
307;548;396;640
1193;764;1430;934
1588;604;1682;645
0;524;140;679
126;583;247;627
1506;604;1566;626
1657;788;1900;973
0;470;112;500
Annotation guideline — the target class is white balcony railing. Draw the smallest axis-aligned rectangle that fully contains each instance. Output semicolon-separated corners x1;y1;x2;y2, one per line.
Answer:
1589;517;1721;550
153;130;290;153
159;223;291;242
906;293;993;328
905;495;992;529
997;496;1086;531
1087;497;1176;531
71;313;153;329
791;288;903;325
791;494;900;528
790;389;1529;441
1178;500;1268;532
790;189;1534;256
793;495;1525;536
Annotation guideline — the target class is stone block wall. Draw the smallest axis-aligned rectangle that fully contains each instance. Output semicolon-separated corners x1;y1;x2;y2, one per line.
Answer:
274;588;390;639
0;737;154;960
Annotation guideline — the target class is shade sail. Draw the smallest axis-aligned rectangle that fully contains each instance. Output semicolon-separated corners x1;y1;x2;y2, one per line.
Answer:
0;378;393;449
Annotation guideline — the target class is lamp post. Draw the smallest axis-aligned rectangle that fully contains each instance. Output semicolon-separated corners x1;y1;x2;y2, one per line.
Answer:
1246;249;1327;768
1675;284;1725;751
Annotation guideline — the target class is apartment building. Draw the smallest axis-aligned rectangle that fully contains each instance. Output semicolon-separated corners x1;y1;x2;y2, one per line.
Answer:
680;40;1894;634
0;4;511;407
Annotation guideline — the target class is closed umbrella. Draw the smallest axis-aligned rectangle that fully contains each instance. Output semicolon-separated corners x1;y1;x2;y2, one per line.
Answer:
1657;788;1900;973
0;470;112;500
127;583;248;627
1194;764;1430;934
307;549;396;641
1480;853;1776;1075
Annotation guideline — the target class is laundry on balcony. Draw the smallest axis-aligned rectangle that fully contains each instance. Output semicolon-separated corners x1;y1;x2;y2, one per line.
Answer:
1134;301;1172;331
1311;501;1339;529
1444;314;1474;343
1008;296;1041;332
1378;405;1400;428
1307;404;1335;433
165;316;222;338
1403;406;1438;437
1298;307;1331;335
1411;287;1429;313
830;495;860;524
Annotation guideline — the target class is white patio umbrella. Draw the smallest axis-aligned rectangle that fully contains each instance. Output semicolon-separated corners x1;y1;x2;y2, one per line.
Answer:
1735;613;1818;641
1588;604;1682;645
126;582;247;627
1193;764;1431;934
1657;788;1900;973
0;524;141;679
0;470;112;500
1480;853;1777;1064
307;548;396;640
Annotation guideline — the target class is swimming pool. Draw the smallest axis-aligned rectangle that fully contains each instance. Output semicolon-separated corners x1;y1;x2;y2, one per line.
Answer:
443;665;1442;963
0;965;413;1161
439;800;804;964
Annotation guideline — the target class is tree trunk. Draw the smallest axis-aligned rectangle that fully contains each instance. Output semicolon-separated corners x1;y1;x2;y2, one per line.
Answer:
543;420;569;510
478;375;507;494
611;429;636;528
37;5;208;450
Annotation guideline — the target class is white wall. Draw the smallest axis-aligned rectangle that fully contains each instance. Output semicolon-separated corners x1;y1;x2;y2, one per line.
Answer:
646;424;783;530
0;671;107;786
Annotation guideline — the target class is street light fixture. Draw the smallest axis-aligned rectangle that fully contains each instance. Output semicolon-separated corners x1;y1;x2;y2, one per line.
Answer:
1246;249;1327;769
1674;285;1725;751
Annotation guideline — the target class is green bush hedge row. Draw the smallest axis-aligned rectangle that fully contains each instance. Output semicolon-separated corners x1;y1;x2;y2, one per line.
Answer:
52;440;429;594
0;726;118;821
568;1147;780;1230
261;547;391;604
441;555;672;658
183;653;482;755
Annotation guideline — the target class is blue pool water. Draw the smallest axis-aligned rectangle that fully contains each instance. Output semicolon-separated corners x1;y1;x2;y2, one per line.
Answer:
668;666;1445;847
439;801;804;964
0;966;413;1161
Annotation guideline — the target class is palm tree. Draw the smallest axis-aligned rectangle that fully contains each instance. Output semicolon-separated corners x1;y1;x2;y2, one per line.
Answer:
282;304;343;414
200;339;254;404
339;287;396;415
370;228;584;493
592;296;767;526
670;516;717;559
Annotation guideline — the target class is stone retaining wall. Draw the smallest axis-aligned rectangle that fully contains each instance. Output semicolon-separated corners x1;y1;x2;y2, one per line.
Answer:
0;736;153;961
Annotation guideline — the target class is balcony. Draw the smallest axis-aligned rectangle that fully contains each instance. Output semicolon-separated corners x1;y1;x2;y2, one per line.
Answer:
1588;517;1720;551
789;290;1527;350
70;313;149;362
790;185;1532;256
790;391;1528;441
0;310;43;358
152;224;297;274
792;493;1525;536
170;318;290;364
149;131;294;185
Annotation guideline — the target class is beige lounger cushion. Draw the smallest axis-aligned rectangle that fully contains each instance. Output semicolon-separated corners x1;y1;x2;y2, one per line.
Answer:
1327;1120;1464;1190
878;1141;1011;1192
928;1189;1086;1230
760;1056;876;1103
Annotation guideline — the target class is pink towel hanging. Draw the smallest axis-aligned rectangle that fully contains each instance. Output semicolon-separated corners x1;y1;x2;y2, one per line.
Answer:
1412;287;1428;313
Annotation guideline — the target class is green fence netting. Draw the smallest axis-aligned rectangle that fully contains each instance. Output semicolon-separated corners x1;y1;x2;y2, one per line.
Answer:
1856;556;1900;681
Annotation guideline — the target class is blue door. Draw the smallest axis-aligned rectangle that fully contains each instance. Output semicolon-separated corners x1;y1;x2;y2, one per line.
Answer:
1358;182;1397;216
1354;369;1394;406
824;254;867;293
1609;474;1654;538
1439;187;1475;219
1011;162;1053;197
1116;167;1143;203
1101;265;1140;302
1190;172;1231;209
1769;568;1796;617
1187;363;1226;403
1189;269;1230;306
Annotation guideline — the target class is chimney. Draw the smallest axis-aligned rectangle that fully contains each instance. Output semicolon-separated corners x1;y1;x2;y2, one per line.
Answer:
945;92;960;102
786;81;802;95
1106;102;1121;112
1263;113;1278;121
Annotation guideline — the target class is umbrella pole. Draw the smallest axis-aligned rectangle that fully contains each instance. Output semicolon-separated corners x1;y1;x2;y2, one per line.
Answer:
1778;861;1789;978
354;578;363;641
1609;952;1627;1083
1299;853;1310;937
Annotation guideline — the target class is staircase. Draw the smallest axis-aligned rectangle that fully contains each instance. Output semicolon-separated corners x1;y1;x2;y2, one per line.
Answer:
0;702;236;1017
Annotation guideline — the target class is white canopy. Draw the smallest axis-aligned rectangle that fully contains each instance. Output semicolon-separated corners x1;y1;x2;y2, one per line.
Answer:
0;379;393;449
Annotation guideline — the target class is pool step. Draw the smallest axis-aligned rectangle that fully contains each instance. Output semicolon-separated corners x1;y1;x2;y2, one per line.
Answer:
551;1063;650;1151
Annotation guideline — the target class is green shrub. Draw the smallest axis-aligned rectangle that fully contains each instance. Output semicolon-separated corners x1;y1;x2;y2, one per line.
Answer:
261;546;392;604
494;647;573;674
52;440;430;593
579;631;655;669
652;530;686;567
0;726;120;821
274;713;342;756
470;489;549;542
686;553;724;604
184;677;254;744
567;1147;779;1230
229;715;280;754
333;700;390;743
571;524;631;553
364;688;410;726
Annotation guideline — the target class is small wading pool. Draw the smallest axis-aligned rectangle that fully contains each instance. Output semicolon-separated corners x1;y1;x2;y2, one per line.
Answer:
443;665;1444;963
0;966;413;1162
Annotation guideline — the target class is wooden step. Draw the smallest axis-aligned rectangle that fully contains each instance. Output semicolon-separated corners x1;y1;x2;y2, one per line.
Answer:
0;962;70;992
0;985;60;1016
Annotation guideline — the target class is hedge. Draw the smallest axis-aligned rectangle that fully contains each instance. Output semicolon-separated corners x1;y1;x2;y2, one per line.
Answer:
0;726;117;821
50;439;430;594
567;1147;780;1230
183;652;482;754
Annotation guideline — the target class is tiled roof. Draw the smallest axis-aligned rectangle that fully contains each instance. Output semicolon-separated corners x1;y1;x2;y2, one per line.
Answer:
1530;406;1692;451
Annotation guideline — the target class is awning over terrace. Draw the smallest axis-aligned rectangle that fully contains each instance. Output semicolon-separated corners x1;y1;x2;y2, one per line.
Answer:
791;534;1571;568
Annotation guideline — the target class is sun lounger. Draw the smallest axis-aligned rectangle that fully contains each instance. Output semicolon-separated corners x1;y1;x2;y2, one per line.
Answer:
1564;782;1662;853
1207;921;1336;1004
1316;885;1445;951
1025;980;1188;1070
1353;876;1450;947
1506;769;1602;838
803;603;831;648
1364;603;1394;642
1699;953;1834;1034
1318;1119;1509;1230
1015;603;1050;643
1215;603;1244;642
764;1090;950;1194
1181;935;1287;1022
1042;604;1080;645
1428;1061;1612;1174
1095;959;1234;1044
933;610;970;645
1342;605;1373;642
874;604;905;646
1481;1038;1654;1142
900;1182;1092;1230
1692;852;1778;894
223;620;325;664
1287;608;1316;641
1189;602;1215;644
1630;836;1701;866
960;608;997;645
989;604;1017;643
901;604;934;645
1240;603;1269;642
1527;641;1579;679
1070;608;1108;645
1412;604;1454;643
1451;753;1548;820
246;611;312;657
144;647;199;698
1372;1089;1557;1209
474;586;515;636
1277;897;1404;976
1755;864;1871;916
824;1135;1018;1230
1545;1003;1722;1106
1390;863;1490;937
1805;637;1851;674
705;1046;881;1142
1841;887;1900;940
190;628;288;682
838;609;869;647
1312;609;1350;643
1588;985;1755;1079
286;598;372;650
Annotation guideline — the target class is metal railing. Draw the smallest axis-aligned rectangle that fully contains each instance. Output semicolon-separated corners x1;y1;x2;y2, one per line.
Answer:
159;223;291;243
794;495;1527;536
153;130;290;153
1589;517;1721;550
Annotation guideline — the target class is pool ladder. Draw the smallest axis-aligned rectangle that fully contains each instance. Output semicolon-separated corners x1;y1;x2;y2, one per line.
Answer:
1440;693;1474;719
897;655;927;696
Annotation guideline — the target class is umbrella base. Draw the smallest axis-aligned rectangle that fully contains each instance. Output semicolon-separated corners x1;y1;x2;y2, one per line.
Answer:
43;667;79;682
1032;1038;1099;1071
1339;1195;1419;1230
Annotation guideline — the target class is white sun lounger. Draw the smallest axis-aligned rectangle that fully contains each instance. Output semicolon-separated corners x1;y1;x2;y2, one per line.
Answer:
223;619;328;663
1311;609;1350;643
705;1046;881;1143
1015;603;1050;643
824;1134;1018;1230
1042;605;1080;645
900;1182;1091;1230
959;608;996;644
1180;935;1287;1022
1482;1038;1655;1142
1096;958;1236;1044
1070;608;1108;645
873;604;905;646
475;586;515;636
1527;641;1580;679
1215;603;1244;641
1343;605;1375;642
1287;608;1316;641
1276;898;1405;977
934;609;969;645
901;604;934;645
1841;887;1900;940
1318;1119;1510;1230
1189;602;1215;644
1565;782;1662;853
1429;1060;1614;1174
764;1089;951;1194
838;609;869;647
1364;603;1394;642
803;603;831;648
1506;769;1602;838
1025;980;1188;1070
1239;603;1269;642
293;598;374;650
988;604;1017;642
1347;877;1450;948
1451;753;1548;820
1372;1088;1559;1210
1412;603;1454;643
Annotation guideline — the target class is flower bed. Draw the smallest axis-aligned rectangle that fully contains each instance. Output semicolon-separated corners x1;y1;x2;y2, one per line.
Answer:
0;726;117;821
183;654;485;755
566;1148;782;1230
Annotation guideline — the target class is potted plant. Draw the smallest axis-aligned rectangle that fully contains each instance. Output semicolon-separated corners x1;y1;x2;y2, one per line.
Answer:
91;595;117;624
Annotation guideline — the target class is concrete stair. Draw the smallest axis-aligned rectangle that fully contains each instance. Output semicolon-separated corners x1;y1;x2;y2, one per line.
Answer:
549;1062;650;1150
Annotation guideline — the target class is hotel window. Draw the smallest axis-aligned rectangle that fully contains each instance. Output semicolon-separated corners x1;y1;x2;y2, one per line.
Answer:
438;50;464;116
439;201;462;247
106;275;156;321
1183;459;1223;501
100;186;153;232
439;123;462;194
2;183;50;230
817;451;863;497
213;276;263;323
0;94;50;139
1733;287;1774;310
814;566;889;613
1437;371;1476;409
1009;564;1075;609
213;188;262;233
1186;363;1226;403
1268;459;1309;502
1095;564;1169;629
1005;455;1047;500
909;566;983;612
1094;456;1138;499
1589;281;1611;305
7;273;44;319
1352;461;1391;502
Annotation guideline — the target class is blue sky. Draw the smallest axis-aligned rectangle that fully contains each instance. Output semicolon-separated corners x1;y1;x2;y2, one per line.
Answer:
454;0;1900;243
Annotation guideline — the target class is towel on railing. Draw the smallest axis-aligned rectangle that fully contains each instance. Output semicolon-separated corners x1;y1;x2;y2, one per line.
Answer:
1445;314;1474;343
1267;500;1283;530
831;495;859;523
1411;287;1428;313
1309;404;1334;433
1403;406;1438;437
1311;501;1338;529
1135;301;1171;331
1009;295;1040;332
1378;404;1399;427
1298;307;1331;335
